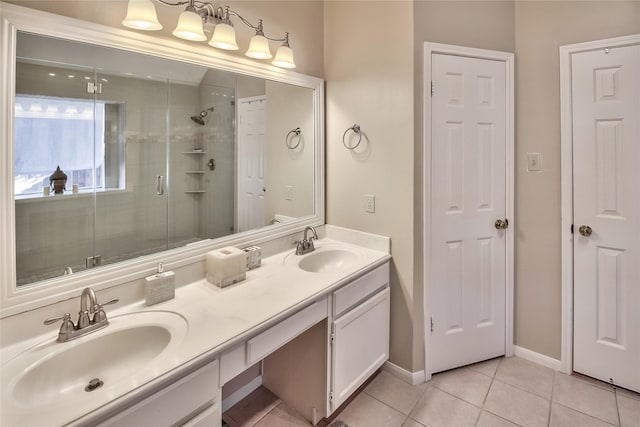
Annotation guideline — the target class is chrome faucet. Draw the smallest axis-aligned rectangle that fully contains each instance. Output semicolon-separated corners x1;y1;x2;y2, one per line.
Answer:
295;226;318;255
44;287;118;343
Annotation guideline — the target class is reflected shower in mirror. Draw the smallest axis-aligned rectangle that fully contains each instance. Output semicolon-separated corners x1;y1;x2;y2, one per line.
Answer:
13;31;316;286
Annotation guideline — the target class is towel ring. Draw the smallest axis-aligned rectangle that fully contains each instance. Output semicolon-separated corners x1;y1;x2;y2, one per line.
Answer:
342;124;362;150
286;128;302;149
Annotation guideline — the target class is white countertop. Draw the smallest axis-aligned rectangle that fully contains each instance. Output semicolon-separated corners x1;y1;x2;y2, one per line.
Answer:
0;232;390;427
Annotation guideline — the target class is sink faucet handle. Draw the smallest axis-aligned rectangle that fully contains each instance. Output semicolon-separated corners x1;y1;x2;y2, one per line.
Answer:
44;312;72;325
44;313;75;334
92;298;119;324
102;298;119;306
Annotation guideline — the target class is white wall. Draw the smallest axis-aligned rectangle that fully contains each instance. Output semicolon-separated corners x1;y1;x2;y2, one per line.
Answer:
324;1;415;370
513;1;640;359
1;0;325;78
265;81;315;222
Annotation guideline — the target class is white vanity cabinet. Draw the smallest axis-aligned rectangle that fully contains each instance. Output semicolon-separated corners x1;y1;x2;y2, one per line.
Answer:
96;359;220;427
329;262;390;412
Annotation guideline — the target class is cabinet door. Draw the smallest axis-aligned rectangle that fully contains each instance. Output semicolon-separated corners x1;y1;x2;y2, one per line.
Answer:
331;287;390;411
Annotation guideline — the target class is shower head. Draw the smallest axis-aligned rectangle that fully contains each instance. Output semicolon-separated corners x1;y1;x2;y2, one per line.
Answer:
191;106;214;125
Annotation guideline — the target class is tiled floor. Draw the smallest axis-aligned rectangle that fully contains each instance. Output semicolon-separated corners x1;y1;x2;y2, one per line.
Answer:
223;356;640;427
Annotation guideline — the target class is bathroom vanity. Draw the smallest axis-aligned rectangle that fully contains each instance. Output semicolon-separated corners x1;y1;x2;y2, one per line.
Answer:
0;227;390;426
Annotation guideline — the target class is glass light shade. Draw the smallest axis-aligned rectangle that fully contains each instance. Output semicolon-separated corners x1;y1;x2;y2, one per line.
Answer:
246;35;272;59
122;0;162;30
209;23;239;50
172;10;206;41
272;45;296;68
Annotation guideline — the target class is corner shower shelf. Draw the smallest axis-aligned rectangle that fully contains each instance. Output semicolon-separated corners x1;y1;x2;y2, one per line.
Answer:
183;151;207;193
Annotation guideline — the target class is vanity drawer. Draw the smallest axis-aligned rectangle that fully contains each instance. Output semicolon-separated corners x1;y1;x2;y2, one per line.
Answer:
333;262;389;318
99;359;219;427
246;296;328;365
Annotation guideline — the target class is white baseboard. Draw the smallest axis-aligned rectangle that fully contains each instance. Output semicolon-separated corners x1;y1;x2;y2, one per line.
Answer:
383;361;426;385
221;375;263;412
513;345;562;371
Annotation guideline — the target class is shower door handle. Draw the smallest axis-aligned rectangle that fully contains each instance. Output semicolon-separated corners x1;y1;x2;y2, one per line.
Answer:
156;175;164;195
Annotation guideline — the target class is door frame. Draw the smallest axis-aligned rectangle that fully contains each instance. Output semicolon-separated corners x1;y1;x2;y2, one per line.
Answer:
559;33;640;375
423;42;515;379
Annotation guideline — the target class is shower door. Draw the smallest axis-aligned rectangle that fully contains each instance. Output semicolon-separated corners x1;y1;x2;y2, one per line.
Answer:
94;71;169;266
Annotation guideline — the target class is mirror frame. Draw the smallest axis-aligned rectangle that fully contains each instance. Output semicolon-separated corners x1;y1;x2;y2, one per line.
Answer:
0;3;324;318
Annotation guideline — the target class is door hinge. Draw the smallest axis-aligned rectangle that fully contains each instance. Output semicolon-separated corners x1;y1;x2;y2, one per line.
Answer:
87;82;102;94
431;80;434;96
430;317;434;332
329;392;334;402
86;255;102;269
571;224;574;234
330;333;335;343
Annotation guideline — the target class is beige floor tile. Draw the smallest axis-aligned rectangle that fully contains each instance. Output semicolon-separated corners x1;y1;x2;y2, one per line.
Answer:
430;366;492;407
618;393;640;427
365;370;427;415
553;373;618;425
617;387;640;401
495;356;554;398
468;357;503;378
401;418;426;427
253;402;312;427
409;386;480;427
570;372;615;391
224;387;281;426
476;411;520;427
484;380;550;427
336;392;406;427
549;403;616;427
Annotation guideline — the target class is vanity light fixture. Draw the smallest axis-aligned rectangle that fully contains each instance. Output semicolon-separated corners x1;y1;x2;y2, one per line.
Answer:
121;0;296;68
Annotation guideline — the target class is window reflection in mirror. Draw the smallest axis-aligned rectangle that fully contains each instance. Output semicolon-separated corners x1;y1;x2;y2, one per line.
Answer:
13;32;315;287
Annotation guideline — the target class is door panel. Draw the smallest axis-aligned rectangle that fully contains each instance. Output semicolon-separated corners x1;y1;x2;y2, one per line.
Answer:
237;97;266;232
430;53;507;373
572;44;640;392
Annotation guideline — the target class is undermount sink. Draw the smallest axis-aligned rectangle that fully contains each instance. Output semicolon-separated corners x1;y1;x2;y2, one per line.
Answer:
296;248;359;273
3;310;188;408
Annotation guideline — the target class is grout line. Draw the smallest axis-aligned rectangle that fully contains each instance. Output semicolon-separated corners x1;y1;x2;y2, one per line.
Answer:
613;387;622;427
547;371;556;427
480;357;502;408
362;388;417;418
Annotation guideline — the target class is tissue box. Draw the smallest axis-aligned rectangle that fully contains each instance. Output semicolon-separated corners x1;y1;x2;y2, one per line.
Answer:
206;246;247;288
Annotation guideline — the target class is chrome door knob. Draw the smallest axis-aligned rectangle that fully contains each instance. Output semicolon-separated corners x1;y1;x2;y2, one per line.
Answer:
495;219;509;230
578;225;593;237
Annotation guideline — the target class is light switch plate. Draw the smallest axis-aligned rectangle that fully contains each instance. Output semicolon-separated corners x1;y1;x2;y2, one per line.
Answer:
527;153;542;172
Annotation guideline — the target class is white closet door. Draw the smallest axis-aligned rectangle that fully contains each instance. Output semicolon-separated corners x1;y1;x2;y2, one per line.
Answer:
237;97;266;232
430;53;507;373
572;44;640;393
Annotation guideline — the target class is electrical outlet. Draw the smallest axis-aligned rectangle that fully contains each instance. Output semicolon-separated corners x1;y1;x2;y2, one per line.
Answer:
285;185;293;201
365;194;375;213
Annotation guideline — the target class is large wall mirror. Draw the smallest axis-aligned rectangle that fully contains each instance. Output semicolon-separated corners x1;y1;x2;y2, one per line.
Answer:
0;4;324;317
